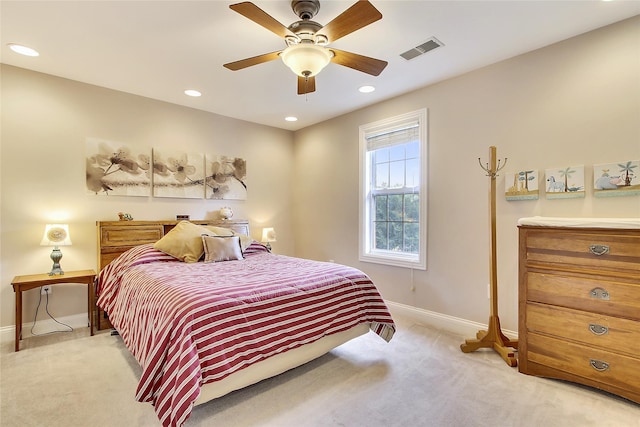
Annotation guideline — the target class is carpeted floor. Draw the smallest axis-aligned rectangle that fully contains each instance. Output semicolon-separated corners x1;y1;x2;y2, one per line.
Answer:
1;315;639;427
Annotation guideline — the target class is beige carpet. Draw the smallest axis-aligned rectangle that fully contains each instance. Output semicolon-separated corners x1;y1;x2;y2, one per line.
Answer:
1;315;639;427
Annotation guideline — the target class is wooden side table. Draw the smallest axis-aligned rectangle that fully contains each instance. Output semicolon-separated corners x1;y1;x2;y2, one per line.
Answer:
11;269;96;352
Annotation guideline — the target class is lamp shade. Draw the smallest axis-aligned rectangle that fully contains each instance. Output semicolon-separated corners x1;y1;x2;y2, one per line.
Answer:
261;227;277;243
40;224;72;246
281;44;333;77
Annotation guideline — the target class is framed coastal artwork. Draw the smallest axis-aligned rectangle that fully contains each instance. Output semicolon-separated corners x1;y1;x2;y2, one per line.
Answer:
593;160;639;197
505;169;539;200
152;149;205;199
545;165;585;199
86;138;151;196
205;155;247;200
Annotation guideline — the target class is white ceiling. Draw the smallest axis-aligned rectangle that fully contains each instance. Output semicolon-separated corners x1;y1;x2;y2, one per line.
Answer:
2;1;639;131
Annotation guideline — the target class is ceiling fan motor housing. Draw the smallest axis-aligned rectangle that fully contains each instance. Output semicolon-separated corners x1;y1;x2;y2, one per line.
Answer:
291;0;320;20
288;20;323;43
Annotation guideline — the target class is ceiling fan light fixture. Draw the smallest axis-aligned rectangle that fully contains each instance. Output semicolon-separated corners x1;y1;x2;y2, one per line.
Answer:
281;44;333;77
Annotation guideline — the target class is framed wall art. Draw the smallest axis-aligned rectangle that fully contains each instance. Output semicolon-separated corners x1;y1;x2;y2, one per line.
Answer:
205;155;247;200
86;138;151;196
593;160;639;197
505;169;539;200
152;149;205;199
545;165;585;199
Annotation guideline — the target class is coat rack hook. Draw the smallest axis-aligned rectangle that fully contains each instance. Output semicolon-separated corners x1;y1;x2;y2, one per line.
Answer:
478;155;508;177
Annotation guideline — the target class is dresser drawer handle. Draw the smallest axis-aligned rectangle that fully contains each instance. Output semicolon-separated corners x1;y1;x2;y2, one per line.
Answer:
588;244;609;256
590;359;610;372
588;324;608;335
590;287;610;300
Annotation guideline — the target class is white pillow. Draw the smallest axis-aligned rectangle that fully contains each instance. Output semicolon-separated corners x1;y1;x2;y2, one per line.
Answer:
202;235;244;263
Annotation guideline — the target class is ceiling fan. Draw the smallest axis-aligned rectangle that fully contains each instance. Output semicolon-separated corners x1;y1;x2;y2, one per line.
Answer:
223;0;388;95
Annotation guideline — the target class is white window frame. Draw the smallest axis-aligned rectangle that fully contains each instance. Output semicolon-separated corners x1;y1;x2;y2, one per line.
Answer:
358;109;428;270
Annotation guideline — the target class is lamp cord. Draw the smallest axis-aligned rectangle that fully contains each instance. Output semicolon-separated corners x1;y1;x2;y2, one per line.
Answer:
31;287;73;336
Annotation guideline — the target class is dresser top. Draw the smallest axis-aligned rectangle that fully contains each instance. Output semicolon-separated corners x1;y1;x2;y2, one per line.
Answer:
518;216;640;229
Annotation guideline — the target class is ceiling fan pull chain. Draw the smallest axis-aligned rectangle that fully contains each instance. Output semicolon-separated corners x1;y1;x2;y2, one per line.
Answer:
304;72;310;101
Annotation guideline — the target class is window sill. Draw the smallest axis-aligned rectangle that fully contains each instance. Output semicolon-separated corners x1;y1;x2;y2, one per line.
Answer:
359;253;426;270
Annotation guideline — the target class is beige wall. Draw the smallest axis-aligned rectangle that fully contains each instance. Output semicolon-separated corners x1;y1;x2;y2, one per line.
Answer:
292;16;640;332
0;66;295;327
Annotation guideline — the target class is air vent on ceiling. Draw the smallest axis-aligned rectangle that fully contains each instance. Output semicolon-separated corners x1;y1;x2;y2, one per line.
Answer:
400;37;444;61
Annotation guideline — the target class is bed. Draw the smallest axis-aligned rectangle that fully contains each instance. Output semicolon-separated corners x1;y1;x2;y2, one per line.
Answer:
95;219;396;427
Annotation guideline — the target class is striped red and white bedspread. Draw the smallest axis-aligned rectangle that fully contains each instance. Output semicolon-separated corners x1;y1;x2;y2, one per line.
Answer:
97;244;395;427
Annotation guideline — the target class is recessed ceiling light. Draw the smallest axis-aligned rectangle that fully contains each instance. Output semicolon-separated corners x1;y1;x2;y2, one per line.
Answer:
358;85;375;93
184;89;201;97
8;43;39;57
285;116;298;122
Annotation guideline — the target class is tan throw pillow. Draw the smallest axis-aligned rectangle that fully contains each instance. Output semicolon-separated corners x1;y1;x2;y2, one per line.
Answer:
202;235;244;263
153;221;212;263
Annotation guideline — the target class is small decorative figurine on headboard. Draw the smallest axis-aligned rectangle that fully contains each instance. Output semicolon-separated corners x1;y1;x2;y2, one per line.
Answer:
118;212;133;221
220;207;234;220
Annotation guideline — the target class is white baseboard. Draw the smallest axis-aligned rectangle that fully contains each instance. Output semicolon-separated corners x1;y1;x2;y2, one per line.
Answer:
0;313;90;343
386;301;518;340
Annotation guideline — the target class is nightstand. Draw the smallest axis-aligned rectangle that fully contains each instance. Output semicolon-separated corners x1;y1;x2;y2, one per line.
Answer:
11;269;96;352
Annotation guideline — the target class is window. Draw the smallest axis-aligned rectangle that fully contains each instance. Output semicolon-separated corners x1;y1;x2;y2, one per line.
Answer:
359;109;427;269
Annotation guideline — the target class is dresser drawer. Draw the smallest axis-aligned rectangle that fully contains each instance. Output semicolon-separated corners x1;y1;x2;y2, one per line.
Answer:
525;230;640;273
526;302;640;356
526;272;640;319
527;332;640;396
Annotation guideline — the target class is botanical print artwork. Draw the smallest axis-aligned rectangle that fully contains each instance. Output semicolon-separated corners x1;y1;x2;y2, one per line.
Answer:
593;160;640;198
505;170;539;200
153;149;205;199
86;138;151;196
545;165;585;199
205;155;247;200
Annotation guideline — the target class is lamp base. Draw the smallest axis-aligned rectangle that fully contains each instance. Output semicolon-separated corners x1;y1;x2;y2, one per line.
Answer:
48;267;64;276
265;242;272;251
48;247;65;276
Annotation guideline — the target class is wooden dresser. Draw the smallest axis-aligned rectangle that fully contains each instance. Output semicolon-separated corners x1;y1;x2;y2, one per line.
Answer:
95;219;250;330
518;218;640;403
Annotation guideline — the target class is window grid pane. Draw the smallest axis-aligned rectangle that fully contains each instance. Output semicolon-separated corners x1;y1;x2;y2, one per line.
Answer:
372;193;420;253
369;139;420;255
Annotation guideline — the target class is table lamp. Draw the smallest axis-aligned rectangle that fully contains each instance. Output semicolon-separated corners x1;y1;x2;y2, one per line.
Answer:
40;224;72;275
261;227;276;251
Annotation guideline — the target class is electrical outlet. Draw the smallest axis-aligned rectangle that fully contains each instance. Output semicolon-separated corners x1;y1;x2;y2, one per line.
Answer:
487;283;490;299
41;285;52;295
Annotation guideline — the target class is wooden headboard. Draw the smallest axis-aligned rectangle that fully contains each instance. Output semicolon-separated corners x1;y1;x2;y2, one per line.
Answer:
96;220;250;271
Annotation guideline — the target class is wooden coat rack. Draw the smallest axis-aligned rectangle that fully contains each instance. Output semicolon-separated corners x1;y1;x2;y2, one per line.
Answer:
460;146;518;367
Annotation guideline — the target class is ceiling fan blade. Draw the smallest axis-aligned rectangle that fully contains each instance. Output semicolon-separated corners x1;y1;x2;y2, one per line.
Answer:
223;51;282;71
318;0;382;43
330;48;388;76
298;75;316;95
229;2;296;39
